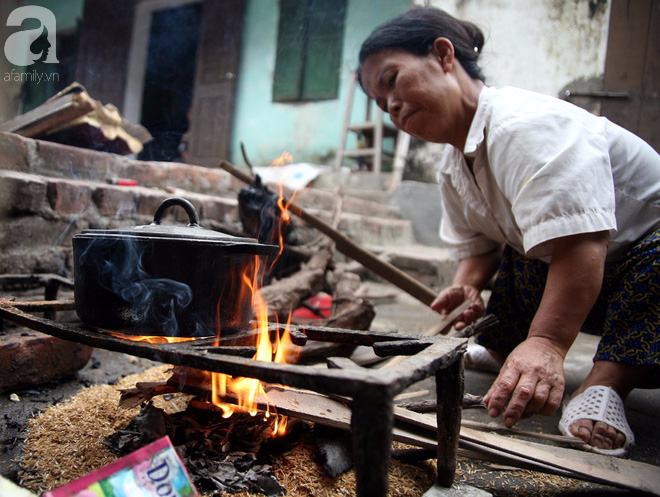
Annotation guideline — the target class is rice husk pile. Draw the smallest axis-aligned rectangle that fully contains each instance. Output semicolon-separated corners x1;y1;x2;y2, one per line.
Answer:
17;365;437;496
18;365;186;493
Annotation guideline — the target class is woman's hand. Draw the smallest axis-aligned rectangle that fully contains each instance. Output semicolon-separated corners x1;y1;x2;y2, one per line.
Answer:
431;284;484;330
483;231;610;427
432;248;502;331
483;336;565;426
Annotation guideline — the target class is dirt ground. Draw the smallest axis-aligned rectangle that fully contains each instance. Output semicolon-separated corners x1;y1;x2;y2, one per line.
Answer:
1;283;659;496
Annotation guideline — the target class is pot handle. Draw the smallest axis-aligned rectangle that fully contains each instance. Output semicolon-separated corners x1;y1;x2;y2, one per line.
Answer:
152;197;201;227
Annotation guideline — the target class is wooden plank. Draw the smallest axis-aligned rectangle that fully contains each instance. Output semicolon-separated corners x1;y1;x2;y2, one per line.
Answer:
187;0;245;165
393;405;660;496
0;92;94;137
75;0;134;109
261;386;660;495
0;299;75;312
638;0;660;150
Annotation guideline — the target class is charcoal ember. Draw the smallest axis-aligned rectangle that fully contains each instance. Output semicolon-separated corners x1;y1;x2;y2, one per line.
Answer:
105;402;167;454
190;453;284;496
238;175;303;281
106;401;299;496
313;423;353;477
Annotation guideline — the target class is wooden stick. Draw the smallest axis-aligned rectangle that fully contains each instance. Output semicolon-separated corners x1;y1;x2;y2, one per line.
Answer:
0;299;75;312
217;160;439;307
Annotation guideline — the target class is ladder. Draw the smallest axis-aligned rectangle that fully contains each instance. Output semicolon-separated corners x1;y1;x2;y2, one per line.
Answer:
335;72;402;174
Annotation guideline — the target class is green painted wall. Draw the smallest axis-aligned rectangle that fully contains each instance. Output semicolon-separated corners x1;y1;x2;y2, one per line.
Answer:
18;0;84;32
231;0;410;166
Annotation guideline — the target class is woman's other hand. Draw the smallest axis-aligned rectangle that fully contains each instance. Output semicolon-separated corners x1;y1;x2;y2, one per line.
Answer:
431;284;484;330
483;336;565;427
482;232;610;427
431;247;501;331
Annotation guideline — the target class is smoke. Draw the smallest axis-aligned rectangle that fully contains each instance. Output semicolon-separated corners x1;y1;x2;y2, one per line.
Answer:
77;235;193;335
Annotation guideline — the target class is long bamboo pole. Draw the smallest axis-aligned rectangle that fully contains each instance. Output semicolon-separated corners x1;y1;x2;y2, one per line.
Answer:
218;160;439;307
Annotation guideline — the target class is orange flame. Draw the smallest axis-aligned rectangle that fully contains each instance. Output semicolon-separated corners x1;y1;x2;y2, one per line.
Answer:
270;151;293;166
208;167;303;434
110;332;200;344
114;152;304;437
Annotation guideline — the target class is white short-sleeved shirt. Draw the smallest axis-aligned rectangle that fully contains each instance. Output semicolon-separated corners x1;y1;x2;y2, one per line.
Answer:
437;86;660;262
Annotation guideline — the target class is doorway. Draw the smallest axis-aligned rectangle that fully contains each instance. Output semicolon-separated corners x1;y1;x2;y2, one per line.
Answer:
137;3;201;161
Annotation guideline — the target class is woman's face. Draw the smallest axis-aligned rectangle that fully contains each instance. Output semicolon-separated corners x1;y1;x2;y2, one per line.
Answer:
360;41;465;145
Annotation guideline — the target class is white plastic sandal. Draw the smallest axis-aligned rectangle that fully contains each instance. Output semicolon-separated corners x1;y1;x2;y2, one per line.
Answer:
558;385;635;457
464;342;504;373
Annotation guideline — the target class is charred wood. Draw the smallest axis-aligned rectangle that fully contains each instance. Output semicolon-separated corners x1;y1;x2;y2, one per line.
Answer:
259;243;334;322
238;175;304;281
313;424;354;477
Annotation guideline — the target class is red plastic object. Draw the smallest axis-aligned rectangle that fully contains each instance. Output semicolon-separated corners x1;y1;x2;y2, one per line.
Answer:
292;293;332;320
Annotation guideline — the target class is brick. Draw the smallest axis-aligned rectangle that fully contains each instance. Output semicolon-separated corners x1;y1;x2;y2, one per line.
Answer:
0;170;47;216
196;167;232;194
0;131;30;172
119;159;170;188
337;212;414;246
200;195;239;225
31;138;116;182
92;184;138;218
0;245;72;274
46;178;93;214
0;216;83;250
293;187;401;218
0;330;92;392
135;187;171;219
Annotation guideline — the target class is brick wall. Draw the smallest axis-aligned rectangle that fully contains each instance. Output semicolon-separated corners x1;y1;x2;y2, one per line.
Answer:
0;132;243;276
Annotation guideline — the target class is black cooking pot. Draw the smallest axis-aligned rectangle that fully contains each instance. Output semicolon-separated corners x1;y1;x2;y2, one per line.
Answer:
73;197;279;336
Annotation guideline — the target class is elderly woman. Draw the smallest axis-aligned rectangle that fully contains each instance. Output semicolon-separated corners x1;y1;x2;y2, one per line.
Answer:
358;6;660;456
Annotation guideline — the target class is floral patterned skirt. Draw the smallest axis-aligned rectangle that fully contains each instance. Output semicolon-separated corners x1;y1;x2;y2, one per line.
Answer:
477;229;660;372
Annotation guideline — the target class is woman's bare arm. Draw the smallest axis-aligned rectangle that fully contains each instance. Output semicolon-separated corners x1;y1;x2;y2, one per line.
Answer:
483;231;610;426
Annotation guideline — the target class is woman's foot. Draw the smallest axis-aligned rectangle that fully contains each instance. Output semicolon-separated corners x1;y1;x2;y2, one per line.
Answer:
464;343;505;373
560;385;632;454
561;361;650;454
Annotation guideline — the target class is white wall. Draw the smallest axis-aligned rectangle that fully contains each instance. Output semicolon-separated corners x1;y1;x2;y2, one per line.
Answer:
426;0;611;98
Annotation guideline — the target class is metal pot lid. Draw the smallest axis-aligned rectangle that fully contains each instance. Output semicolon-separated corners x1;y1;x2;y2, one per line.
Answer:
75;197;279;253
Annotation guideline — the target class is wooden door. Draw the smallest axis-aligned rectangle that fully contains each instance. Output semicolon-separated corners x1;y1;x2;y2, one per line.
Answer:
186;0;246;166
601;0;659;152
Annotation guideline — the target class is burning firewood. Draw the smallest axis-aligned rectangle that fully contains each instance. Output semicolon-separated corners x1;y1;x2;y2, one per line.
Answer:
105;400;302;496
258;240;334;322
295;271;375;364
325;271;375;331
238;175;304;282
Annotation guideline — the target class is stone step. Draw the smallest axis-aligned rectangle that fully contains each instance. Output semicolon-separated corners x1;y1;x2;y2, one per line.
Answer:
1;132;405;221
339;243;457;293
1;132;422;275
0;169;416;274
